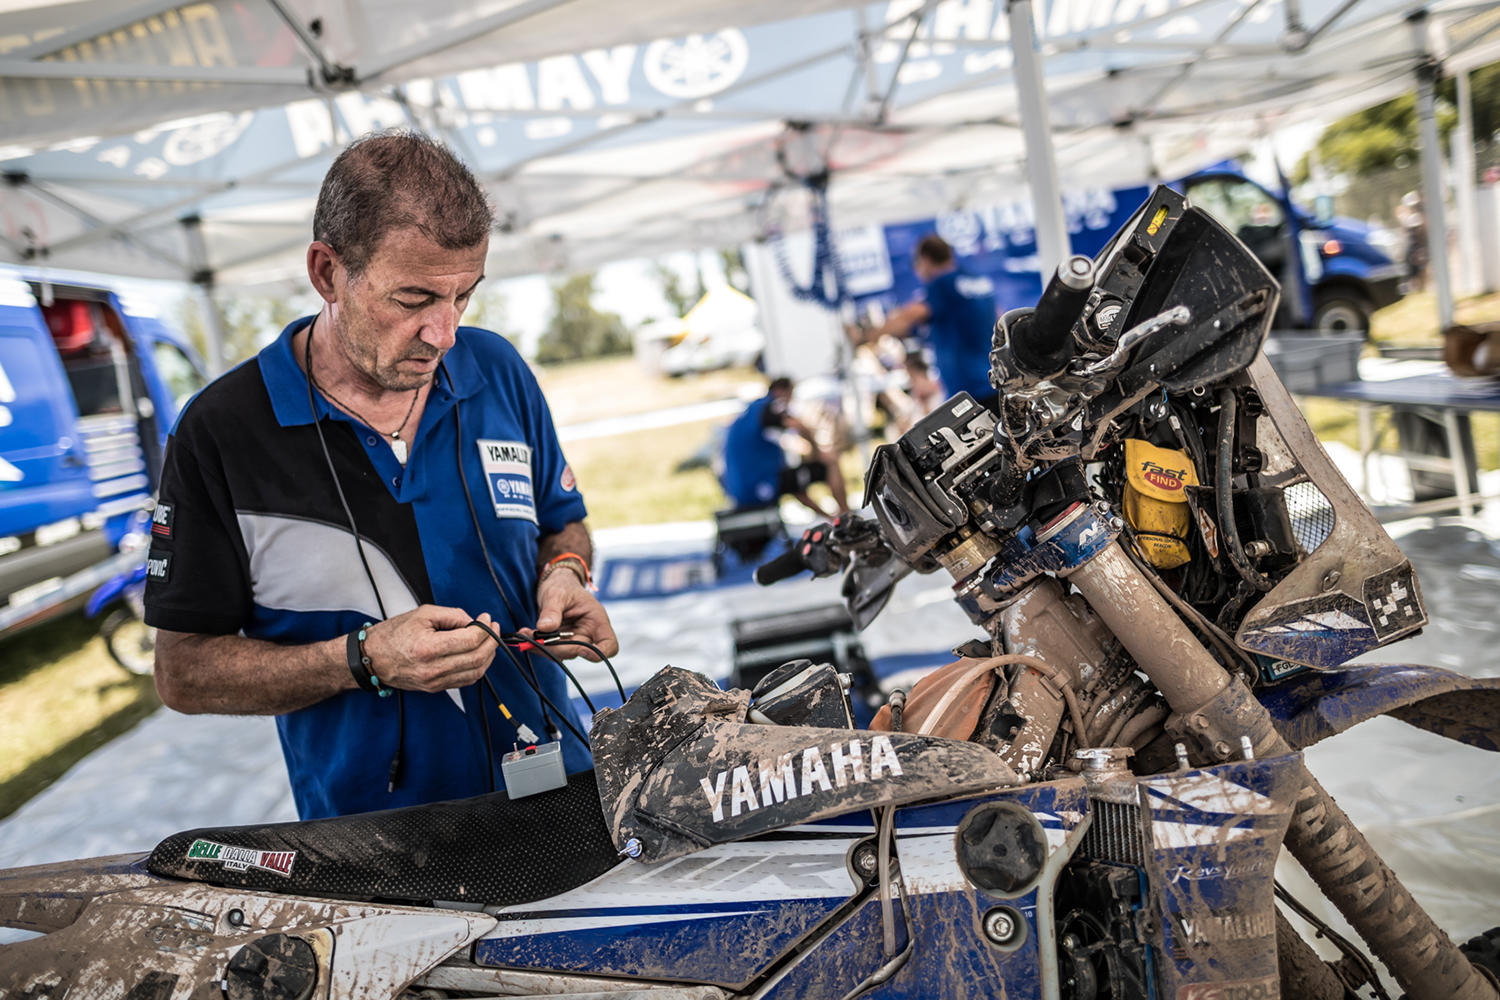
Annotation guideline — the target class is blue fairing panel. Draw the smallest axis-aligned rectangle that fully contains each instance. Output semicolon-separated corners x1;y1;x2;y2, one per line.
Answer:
1259;663;1500;752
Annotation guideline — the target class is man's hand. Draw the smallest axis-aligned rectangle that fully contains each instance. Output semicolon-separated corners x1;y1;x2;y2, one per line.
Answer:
534;570;620;661
361;605;499;693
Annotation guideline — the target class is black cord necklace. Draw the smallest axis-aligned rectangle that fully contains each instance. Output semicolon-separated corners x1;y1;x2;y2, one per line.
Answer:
306;319;420;463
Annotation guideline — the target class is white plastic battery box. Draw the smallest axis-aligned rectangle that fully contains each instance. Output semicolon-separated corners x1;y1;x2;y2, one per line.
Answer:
502;741;567;799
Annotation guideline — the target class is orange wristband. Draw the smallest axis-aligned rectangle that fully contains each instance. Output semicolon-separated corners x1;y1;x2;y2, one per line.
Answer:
543;551;592;590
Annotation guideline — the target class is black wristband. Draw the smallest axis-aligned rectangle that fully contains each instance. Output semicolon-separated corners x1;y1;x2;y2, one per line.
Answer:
346;622;391;698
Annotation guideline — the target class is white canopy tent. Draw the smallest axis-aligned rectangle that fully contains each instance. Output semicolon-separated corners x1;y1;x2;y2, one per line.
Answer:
1;0;1498;303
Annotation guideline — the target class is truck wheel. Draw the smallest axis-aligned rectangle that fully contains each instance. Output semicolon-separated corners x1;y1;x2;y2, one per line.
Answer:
1313;293;1372;337
103;607;156;676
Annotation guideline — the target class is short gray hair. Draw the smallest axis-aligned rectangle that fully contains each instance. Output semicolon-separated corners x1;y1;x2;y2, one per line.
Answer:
313;129;492;277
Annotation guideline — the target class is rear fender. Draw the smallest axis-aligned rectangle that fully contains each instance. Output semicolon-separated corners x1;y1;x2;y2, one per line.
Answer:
1258;663;1500;751
0;852;161;934
0;878;494;1000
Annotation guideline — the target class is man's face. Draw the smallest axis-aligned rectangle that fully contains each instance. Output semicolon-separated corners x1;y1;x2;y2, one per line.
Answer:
913;255;936;283
327;227;488;392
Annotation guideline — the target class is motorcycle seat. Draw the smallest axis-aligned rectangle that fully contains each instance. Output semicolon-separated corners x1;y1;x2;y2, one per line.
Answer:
145;770;618;907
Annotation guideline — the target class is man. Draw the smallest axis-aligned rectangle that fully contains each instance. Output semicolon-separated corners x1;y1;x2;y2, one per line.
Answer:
861;234;999;407
145;130;618;819
721;377;849;517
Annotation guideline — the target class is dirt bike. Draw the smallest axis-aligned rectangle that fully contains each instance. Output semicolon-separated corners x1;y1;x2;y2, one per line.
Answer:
3;187;1498;1000
85;560;155;676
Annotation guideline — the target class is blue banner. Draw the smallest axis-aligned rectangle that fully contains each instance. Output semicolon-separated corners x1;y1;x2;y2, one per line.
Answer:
847;184;1152;316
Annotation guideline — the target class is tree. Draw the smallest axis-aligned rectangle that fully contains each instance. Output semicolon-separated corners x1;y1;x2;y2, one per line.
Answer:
719;246;750;294
462;287;518;343
535;272;632;365
651;259;702;317
1294;60;1500;184
174;286;314;367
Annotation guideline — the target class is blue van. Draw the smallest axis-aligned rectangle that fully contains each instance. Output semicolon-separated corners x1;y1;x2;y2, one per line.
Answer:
1178;169;1406;334
0;272;207;636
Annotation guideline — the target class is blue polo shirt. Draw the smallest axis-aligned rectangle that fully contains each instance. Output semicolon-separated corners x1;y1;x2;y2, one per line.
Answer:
144;317;591;818
721;394;787;508
920;268;998;401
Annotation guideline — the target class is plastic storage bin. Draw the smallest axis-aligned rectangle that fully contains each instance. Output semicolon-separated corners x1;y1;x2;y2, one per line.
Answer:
1263;332;1364;392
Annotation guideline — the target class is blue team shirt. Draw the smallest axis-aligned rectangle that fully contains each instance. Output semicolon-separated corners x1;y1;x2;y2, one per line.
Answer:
721;394;786;508
148;318;591;818
920;268;999;401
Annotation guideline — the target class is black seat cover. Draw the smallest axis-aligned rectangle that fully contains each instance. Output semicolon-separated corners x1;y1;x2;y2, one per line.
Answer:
147;771;618;907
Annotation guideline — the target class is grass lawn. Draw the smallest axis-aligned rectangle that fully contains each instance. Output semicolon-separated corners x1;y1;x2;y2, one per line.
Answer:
567;417;729;528
0;612;159;821
535;356;762;428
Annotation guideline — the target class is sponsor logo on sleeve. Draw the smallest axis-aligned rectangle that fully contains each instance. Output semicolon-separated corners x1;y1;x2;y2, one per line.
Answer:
185;838;296;877
151;502;174;539
145;550;172;583
476;439;537;522
700;734;905;823
560;464;577;492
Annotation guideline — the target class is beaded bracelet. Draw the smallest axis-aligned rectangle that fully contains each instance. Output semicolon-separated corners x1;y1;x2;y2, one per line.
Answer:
346;622;392;698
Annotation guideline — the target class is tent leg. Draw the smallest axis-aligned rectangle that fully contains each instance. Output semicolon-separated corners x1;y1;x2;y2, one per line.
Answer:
1452;68;1480;297
1411;13;1454;330
1007;0;1071;278
180;214;228;376
195;282;230;377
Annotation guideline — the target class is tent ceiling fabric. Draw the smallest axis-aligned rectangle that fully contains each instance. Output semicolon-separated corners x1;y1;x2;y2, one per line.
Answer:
1;0;1497;287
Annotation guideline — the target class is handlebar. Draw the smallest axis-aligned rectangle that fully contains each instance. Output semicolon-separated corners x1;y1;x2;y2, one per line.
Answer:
754;547;809;586
1007;254;1096;378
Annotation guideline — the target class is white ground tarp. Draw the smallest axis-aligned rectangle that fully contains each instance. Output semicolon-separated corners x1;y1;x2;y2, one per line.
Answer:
1;0;1498;285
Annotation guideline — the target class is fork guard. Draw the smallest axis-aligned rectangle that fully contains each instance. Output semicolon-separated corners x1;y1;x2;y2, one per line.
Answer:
1259;662;1500;751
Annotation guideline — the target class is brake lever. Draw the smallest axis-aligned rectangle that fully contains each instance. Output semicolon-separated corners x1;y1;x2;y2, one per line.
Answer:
1071;304;1192;379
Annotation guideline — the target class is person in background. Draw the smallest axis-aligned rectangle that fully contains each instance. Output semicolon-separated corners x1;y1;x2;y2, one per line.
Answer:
720;377;850;518
855;234;999;408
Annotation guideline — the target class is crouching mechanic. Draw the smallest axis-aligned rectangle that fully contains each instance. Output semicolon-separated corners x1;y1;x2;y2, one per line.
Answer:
721;377;850;518
144;130;618;819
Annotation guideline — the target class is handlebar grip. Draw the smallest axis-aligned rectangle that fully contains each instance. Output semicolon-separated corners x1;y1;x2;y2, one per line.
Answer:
754;547;808;586
1010;254;1096;377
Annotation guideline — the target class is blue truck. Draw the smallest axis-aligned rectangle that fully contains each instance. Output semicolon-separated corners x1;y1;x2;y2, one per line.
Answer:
0;272;207;637
1178;168;1406;334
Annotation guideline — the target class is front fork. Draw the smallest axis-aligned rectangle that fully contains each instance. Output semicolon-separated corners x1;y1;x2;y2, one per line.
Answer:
1065;535;1497;1000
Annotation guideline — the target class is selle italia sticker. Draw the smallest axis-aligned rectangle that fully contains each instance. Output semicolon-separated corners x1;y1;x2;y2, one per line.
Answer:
477;439;537;521
185;838;296;877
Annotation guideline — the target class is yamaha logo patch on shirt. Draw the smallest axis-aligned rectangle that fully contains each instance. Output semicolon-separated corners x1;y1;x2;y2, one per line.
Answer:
477;439;537;521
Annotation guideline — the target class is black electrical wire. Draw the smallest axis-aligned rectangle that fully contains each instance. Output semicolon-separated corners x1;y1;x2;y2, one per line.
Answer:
540;638;627;701
449;373;559;738
305;325;410;791
1215;388;1276;593
467;617;590;748
504;632;598;715
475;685;497;794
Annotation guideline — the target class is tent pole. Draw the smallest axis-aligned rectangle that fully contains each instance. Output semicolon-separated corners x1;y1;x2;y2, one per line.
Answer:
1452;67;1479;296
181;216;229;376
1410;12;1454;330
1007;0;1071;277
